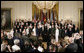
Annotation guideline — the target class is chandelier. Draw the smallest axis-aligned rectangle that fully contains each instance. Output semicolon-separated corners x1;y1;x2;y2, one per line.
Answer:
33;1;58;13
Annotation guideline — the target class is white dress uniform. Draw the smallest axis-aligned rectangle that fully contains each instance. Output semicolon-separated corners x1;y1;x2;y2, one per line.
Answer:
55;28;59;42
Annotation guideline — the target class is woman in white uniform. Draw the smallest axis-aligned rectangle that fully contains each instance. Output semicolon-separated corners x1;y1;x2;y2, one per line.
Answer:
55;26;59;42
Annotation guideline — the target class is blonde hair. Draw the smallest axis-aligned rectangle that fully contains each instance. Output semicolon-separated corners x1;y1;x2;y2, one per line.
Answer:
64;36;70;45
14;39;20;45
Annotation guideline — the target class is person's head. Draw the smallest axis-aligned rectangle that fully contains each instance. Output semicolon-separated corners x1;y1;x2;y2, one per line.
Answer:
75;24;78;28
14;39;20;45
56;42;61;47
59;26;61;29
24;26;27;29
27;26;29;29
19;28;21;31
34;23;36;26
4;31;8;35
56;26;59;29
17;25;19;28
30;23;32;26
51;25;54;28
51;39;56;45
21;25;23;28
52;22;54;25
16;19;18;22
24;41;30;46
33;41;38;49
69;37;74;43
69;27;72;31
58;21;60;24
64;36;70;45
62;26;64;29
65;30;67;33
8;34;13;39
26;23;28;26
14;25;16;28
79;30;83;36
75;38;82;44
82;38;83;44
31;31;34;35
19;19;21;22
11;28;14;31
42;24;44;27
61;19;63;21
37;25;40;28
75;34;81;40
61;41;67;48
2;40;8;45
25;19;27;22
15;29;18;32
49;45;56;52
49;45;52;50
65;25;67;28
70;20;72;24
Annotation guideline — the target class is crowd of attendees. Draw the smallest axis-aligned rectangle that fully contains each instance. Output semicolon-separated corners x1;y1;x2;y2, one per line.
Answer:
1;19;83;52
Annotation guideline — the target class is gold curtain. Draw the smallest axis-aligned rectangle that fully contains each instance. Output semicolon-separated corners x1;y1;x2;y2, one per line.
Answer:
32;2;59;21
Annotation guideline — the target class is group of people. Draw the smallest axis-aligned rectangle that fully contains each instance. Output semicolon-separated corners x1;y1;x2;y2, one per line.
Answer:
1;19;83;52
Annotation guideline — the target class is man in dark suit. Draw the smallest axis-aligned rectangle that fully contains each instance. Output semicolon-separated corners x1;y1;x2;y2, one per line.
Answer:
47;24;51;43
61;26;65;38
20;25;24;32
64;30;68;36
67;27;73;37
75;38;83;52
36;25;40;37
74;25;79;33
43;24;48;42
41;24;44;40
65;43;78;52
19;28;22;35
58;21;62;29
22;41;33;52
51;24;55;37
31;41;40;52
16;25;19;33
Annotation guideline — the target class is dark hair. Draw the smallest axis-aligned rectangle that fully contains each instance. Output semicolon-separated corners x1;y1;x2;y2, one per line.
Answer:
33;41;38;48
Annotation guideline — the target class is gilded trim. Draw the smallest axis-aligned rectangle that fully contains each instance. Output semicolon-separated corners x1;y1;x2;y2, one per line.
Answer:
78;8;83;30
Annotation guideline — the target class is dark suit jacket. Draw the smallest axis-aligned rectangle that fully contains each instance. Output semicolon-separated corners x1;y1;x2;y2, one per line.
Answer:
67;29;73;37
36;28;40;36
65;43;78;52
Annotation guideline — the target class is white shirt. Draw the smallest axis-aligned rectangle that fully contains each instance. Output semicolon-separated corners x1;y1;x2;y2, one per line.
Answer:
33;27;36;36
39;24;42;28
26;28;29;35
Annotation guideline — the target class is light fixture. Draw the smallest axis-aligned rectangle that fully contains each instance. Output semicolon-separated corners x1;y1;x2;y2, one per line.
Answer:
33;1;58;13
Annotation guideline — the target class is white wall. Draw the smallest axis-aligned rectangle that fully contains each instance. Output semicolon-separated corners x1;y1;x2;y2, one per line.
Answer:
59;1;83;25
1;1;32;21
1;1;83;25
